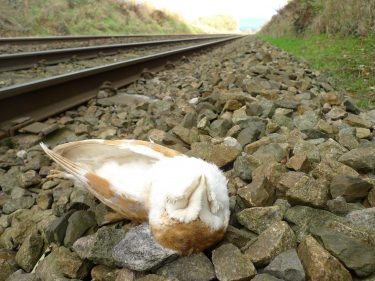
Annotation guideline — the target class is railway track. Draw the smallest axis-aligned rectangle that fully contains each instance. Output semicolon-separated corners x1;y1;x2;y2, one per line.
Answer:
0;35;232;72
0;37;227;88
0;34;231;54
0;35;241;139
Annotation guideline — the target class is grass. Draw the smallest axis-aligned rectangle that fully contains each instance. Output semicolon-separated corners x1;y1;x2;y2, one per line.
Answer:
260;34;375;108
1;0;200;36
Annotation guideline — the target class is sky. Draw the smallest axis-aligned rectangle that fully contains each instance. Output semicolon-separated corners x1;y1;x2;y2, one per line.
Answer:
143;0;288;30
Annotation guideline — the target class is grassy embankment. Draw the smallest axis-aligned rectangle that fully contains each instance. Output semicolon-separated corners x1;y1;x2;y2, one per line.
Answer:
0;0;200;36
260;0;375;108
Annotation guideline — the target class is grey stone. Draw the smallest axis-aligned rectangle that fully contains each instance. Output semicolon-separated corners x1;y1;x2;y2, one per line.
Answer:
236;206;283;234
2;197;35;214
172;125;199;145
35;246;90;281
156;253;215;281
73;226;127;268
238;176;275;207
113;223;178;271
222;225;257;249
36;192;53;210
150;100;172;115
45;211;74;244
20;170;41;188
90;264;120;281
244;221;297;266
312;160;359;182
236;123;265;147
318;139;348;161
243;77;274;94
182;112;197;129
311;226;375;277
356;127;371;139
136;274;178;281
326;107;348;120
286;154;309;172
95;203;125;226
338;128;359;150
339;146;375;171
189;139;241;167
327;196;365;215
212;244;256;281
345;113;373;128
0;166;22;193
298;235;352;281
64;210;97;247
275;99;300;109
284;205;375;246
253;143;288;163
344;99;361;114
369;188;375;207
10;187;29;199
19;122;58;136
41;180;58;190
233;155;260;181
273;114;293;129
251;274;283;281
209;119;233;138
284;206;345;243
293;141;320;163
286;176;329;208
0;249;18;281
293;111;319;131
69;188;97;209
330;176;373;202
320;92;342;106
15;233;44;272
277;172;306;194
264;249;305;281
346;208;375;231
96;93;151;107
4;270;38;281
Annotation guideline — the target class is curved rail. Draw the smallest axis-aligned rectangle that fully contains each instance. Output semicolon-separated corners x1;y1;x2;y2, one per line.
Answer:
0;35;241;138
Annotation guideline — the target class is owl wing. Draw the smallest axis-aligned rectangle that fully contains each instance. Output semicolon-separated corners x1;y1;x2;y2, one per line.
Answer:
40;139;183;222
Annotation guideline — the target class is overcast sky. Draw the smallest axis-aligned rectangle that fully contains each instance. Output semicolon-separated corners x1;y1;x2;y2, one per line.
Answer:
144;0;288;21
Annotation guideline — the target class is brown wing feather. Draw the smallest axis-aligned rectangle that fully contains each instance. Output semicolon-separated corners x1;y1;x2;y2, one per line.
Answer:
40;142;148;222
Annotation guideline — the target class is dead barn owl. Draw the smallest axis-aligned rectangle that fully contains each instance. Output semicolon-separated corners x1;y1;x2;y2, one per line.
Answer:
40;139;230;255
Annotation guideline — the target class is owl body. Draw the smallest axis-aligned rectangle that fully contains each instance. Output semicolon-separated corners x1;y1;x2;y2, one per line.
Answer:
41;139;230;255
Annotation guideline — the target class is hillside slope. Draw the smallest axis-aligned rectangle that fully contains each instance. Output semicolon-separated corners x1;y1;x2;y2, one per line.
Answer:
260;0;375;107
262;0;375;37
0;0;199;36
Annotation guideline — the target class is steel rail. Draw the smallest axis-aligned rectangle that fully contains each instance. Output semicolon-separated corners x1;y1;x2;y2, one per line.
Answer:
0;35;230;71
0;34;232;44
0;35;241;138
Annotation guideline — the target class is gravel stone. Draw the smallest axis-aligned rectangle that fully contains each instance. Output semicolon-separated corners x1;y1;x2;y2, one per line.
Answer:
15;233;44;272
236;206;283;234
298;235;352;281
156;253;215;281
212;243;256;281
113;223;178;271
244;221;297;267
73;226;127;268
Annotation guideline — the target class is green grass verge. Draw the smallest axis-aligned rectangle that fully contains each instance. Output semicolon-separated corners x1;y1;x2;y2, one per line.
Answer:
259;34;375;108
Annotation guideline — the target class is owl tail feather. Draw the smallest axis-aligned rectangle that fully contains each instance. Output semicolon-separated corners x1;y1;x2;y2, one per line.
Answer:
40;142;88;185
